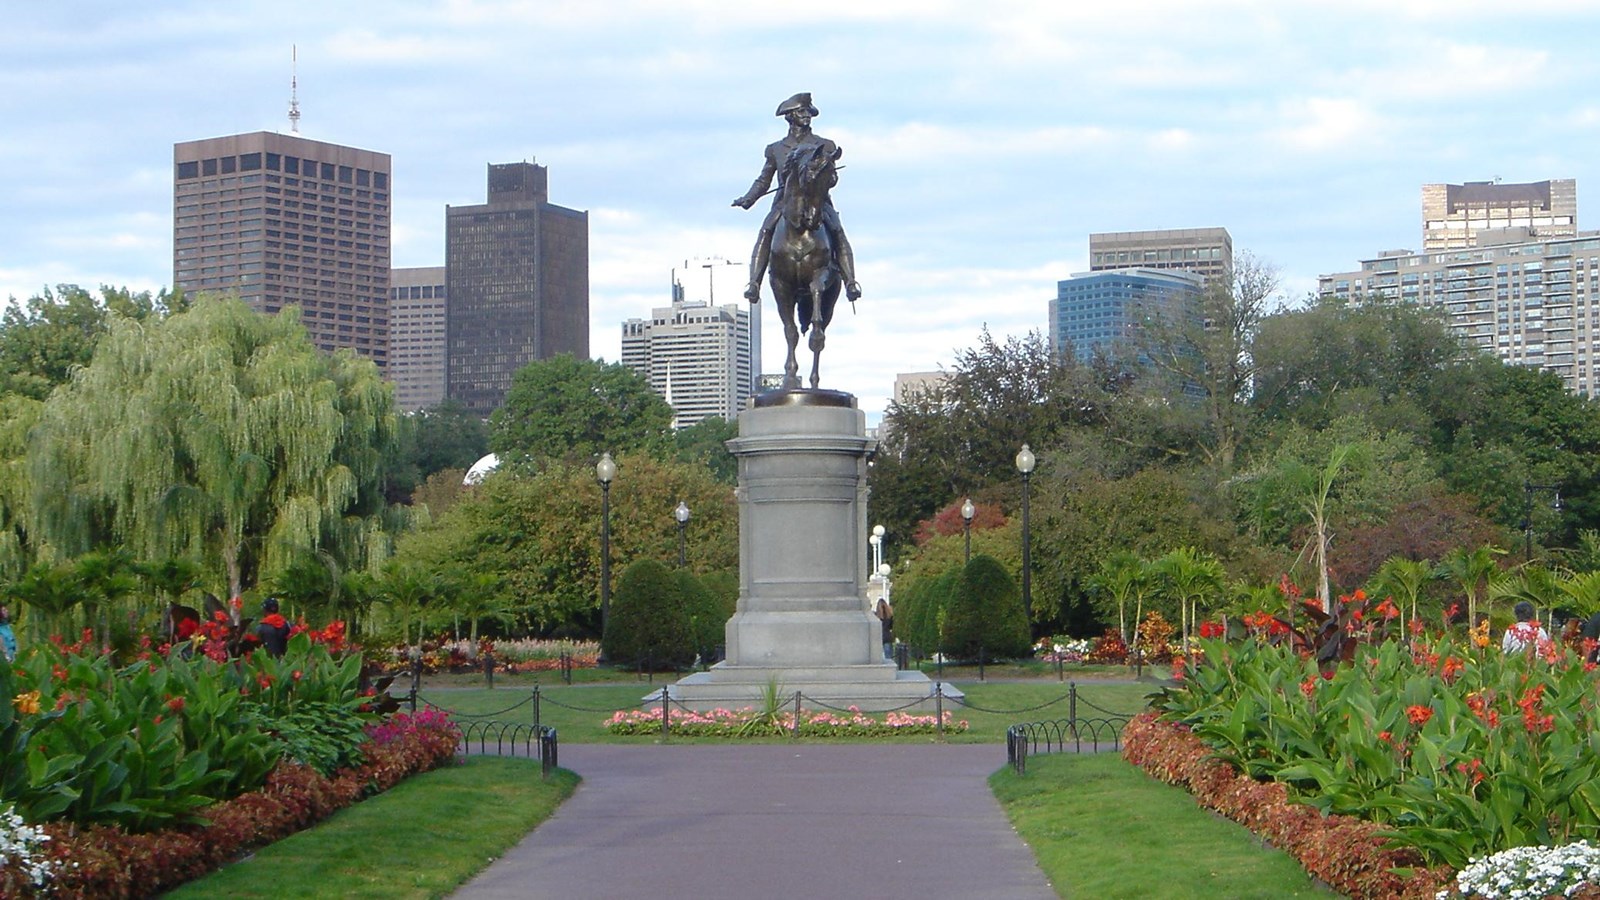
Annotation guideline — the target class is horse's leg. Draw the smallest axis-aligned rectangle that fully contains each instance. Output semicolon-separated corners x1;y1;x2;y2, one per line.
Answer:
778;290;801;389
807;280;827;389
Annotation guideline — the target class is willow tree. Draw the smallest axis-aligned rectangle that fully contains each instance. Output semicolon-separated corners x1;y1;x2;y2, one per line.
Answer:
28;296;402;600
0;394;41;579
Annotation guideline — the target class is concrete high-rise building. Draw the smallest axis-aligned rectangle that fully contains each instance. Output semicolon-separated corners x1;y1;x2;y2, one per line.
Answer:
446;162;588;417
1051;267;1204;363
1422;179;1577;252
388;266;446;413
1089;227;1232;285
173;131;392;367
621;280;754;429
1319;231;1600;397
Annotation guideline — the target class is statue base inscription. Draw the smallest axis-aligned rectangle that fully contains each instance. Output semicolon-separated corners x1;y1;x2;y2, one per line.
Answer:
666;391;957;711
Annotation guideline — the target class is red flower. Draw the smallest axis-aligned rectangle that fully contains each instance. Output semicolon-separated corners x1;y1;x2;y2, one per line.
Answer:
1406;705;1433;726
1299;677;1317;699
1199;621;1225;639
261;613;288;629
1440;656;1465;683
166;696;185;712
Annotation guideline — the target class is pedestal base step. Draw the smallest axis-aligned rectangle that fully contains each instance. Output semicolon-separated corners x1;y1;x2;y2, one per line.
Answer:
661;666;962;713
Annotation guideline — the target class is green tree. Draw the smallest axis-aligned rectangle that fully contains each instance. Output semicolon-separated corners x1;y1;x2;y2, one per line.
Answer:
942;554;1030;661
26;297;402;600
603;559;695;669
1138;252;1280;474
488;354;673;466
0;284;182;401
0;394;42;578
673;416;738;484
395;453;736;638
1086;551;1150;643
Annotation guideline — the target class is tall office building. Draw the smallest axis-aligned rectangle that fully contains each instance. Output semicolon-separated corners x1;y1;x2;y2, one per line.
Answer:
1051;267;1204;363
620;280;754;428
1422;179;1577;252
446;162;589;417
1089;227;1232;285
173;131;392;367
388;266;447;412
1319;232;1600;397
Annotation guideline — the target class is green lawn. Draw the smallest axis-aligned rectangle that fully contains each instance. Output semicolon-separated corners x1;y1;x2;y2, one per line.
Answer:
991;753;1332;899
412;677;1161;743
167;757;578;899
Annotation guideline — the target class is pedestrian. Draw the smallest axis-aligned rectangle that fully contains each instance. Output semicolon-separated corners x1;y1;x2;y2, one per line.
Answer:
256;597;290;657
1502;601;1551;655
0;605;16;662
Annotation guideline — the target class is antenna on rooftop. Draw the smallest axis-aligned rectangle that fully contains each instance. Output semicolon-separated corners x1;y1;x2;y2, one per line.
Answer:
288;45;302;134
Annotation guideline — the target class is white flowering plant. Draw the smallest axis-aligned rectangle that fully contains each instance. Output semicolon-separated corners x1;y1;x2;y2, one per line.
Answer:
0;801;55;891
1441;840;1600;899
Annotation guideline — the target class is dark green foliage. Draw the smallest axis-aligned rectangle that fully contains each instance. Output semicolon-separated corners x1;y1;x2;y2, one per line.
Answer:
488;354;673;466
602;560;695;669
899;566;961;655
673;416;739;484
675;568;729;663
0;285;180;401
245;700;367;777
943;554;1030;661
694;569;738;656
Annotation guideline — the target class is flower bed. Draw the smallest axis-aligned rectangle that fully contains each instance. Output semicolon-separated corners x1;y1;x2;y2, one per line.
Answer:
605;705;967;737
370;637;599;675
2;710;458;899
1122;712;1451;899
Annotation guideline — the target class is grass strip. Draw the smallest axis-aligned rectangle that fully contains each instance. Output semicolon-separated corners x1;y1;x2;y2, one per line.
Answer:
166;758;578;899
421;680;1159;743
991;753;1331;899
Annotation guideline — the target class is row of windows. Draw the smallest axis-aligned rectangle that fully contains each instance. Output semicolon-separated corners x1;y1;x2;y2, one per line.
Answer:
178;155;388;189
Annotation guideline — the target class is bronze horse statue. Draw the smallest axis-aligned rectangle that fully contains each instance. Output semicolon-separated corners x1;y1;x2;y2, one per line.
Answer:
766;142;844;389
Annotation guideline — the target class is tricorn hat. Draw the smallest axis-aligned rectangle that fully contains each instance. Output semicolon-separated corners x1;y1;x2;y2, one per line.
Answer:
775;92;819;117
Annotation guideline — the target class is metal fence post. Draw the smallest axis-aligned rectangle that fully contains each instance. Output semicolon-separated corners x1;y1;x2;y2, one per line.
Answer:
659;687;670;738
1069;682;1078;724
1057;650;1064;682
935;682;945;738
484;652;495;689
532;684;541;729
408;651;421;714
792;691;802;739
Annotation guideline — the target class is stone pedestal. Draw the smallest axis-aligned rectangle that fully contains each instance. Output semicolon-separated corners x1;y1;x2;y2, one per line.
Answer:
668;390;958;711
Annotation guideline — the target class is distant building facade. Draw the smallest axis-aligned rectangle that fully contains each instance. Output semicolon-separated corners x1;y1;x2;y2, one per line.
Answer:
1089;227;1232;285
621;282;754;428
446;162;588;417
1051;267;1204;363
1318;233;1600;397
1422;179;1577;252
173;131;392;367
388;266;446;412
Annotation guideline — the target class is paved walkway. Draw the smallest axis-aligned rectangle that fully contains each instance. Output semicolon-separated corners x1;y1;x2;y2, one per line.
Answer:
453;743;1057;900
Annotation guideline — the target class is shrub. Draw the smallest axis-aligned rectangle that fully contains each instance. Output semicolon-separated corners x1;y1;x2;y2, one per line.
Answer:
602;560;695;669
942;554;1030;661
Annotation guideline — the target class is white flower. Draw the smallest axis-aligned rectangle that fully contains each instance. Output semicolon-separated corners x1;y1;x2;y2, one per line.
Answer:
0;802;55;888
1443;841;1600;899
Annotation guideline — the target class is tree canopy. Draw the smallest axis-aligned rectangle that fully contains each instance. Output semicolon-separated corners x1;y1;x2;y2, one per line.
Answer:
25;296;403;599
488;354;673;466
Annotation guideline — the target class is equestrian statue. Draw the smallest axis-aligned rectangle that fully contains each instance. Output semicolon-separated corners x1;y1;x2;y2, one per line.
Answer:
732;92;862;390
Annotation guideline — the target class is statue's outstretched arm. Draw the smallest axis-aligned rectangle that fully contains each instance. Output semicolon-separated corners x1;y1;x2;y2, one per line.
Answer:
733;153;779;208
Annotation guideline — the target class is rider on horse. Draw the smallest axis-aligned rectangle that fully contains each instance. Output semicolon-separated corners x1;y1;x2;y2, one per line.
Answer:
732;92;862;305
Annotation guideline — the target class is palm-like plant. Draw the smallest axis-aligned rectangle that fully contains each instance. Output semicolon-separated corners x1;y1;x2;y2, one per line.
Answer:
1152;547;1225;653
1371;556;1434;632
1488;563;1564;629
1086;551;1148;644
1436;544;1506;628
6;562;82;641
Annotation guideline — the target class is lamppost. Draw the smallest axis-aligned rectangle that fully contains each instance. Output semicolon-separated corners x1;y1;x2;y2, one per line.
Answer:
675;501;691;568
870;524;885;577
1016;445;1036;625
961;497;975;563
1522;482;1562;560
596;452;617;656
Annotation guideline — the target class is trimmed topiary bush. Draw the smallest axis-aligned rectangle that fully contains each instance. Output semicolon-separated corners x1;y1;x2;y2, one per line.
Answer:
602;560;695;669
943;554;1030;661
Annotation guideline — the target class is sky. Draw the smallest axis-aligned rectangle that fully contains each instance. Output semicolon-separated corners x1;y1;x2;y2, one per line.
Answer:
4;1;1600;421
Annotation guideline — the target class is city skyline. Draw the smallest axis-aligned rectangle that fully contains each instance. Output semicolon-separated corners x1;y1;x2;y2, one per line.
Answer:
6;2;1600;421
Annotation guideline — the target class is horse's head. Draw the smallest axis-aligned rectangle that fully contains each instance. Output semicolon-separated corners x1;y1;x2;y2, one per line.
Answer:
782;142;840;197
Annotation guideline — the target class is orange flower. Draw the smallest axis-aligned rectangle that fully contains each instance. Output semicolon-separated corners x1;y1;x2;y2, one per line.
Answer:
1406;704;1433;726
11;690;41;715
